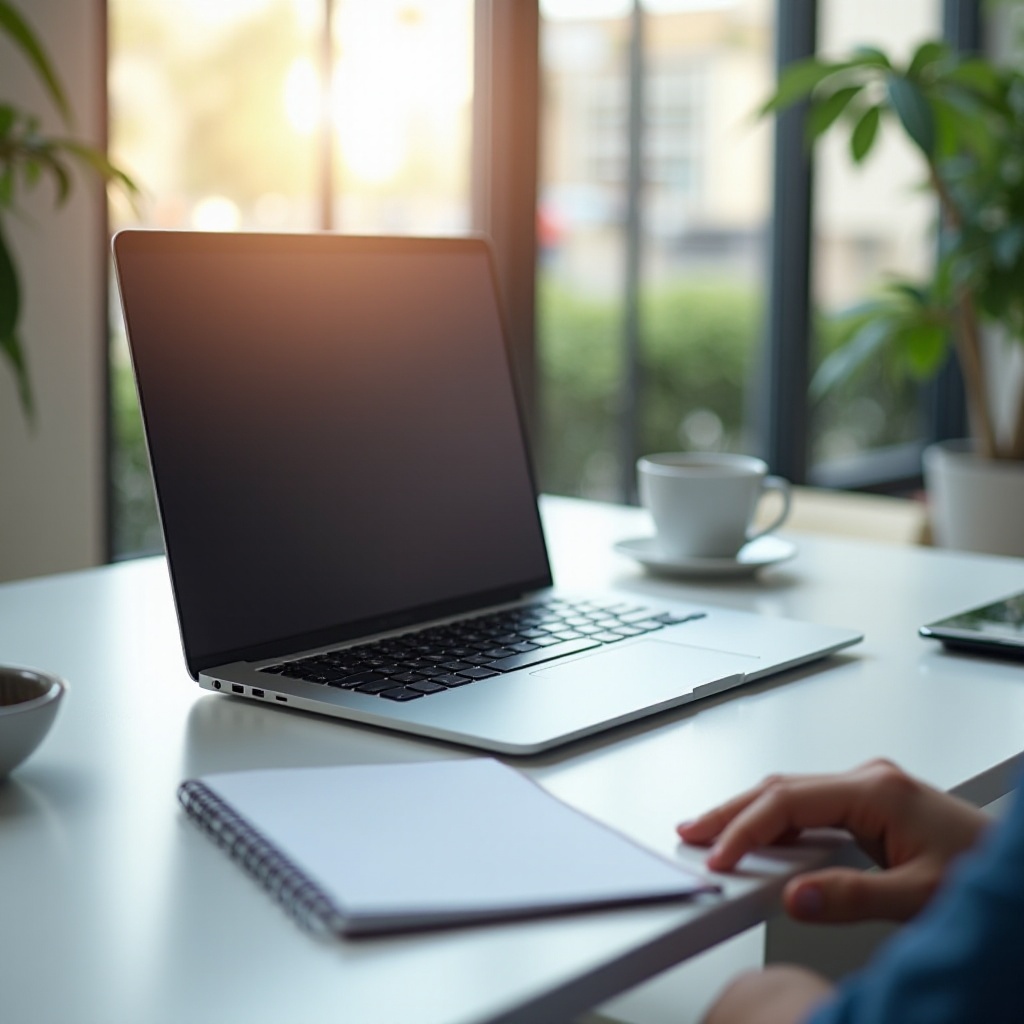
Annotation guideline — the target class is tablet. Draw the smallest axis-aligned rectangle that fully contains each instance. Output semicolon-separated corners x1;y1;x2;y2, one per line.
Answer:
920;591;1024;659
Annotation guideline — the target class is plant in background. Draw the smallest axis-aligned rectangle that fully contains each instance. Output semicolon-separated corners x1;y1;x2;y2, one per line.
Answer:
0;0;136;419
765;40;1024;461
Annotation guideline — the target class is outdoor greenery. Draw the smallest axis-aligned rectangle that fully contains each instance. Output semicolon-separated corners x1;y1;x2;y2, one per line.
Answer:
765;39;1024;460
537;275;925;499
537;278;758;497
110;351;161;555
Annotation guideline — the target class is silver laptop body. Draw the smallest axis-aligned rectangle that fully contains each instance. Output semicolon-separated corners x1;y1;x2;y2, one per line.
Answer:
113;230;861;755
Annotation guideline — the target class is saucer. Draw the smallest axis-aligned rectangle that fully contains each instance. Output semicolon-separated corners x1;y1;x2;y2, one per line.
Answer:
613;534;797;579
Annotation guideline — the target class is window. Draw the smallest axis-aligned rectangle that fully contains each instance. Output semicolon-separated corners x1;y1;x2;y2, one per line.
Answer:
537;0;977;505
537;0;774;501
809;0;943;486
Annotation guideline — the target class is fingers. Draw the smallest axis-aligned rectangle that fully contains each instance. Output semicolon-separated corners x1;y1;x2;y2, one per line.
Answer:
676;772;833;846
676;779;780;846
700;776;870;871
677;761;910;870
783;865;937;924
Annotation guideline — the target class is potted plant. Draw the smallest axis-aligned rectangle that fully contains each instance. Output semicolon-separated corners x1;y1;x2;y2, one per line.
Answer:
765;39;1024;554
1;0;136;420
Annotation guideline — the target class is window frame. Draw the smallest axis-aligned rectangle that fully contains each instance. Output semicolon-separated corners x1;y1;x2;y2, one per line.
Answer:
520;0;981;500
104;0;986;562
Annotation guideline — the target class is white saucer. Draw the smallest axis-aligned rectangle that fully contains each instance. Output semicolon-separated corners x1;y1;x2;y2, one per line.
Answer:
613;534;797;579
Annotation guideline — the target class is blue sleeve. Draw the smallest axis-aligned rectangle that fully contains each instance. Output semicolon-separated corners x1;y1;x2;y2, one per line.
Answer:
806;782;1024;1024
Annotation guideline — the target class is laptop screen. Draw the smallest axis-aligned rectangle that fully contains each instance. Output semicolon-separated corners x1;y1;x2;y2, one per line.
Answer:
114;232;551;675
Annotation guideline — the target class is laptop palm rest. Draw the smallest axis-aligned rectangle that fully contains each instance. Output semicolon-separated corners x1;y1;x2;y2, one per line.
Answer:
531;639;754;697
400;640;752;753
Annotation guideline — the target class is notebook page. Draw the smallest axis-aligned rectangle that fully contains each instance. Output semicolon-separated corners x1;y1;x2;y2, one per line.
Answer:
199;758;715;925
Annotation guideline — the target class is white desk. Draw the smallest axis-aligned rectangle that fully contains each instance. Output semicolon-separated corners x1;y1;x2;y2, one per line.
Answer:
2;496;1023;1024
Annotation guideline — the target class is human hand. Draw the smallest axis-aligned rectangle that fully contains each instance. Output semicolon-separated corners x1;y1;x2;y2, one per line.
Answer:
677;759;989;924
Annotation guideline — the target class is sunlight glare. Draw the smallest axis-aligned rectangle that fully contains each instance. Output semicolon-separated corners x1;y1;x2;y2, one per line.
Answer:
284;57;319;136
191;195;242;231
281;1;472;187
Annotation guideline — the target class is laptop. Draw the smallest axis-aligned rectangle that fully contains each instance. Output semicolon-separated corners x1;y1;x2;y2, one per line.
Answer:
112;230;861;755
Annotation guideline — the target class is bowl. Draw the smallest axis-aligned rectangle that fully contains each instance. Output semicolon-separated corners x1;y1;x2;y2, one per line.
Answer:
0;667;66;778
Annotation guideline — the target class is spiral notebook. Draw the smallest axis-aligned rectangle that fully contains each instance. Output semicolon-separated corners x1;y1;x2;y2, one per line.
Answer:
177;758;718;936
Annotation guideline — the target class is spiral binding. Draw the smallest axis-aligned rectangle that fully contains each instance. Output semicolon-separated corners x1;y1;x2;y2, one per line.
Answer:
177;780;346;936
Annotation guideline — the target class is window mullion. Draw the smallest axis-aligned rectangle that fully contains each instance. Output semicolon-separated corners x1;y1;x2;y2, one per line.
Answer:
619;0;646;503
761;0;817;484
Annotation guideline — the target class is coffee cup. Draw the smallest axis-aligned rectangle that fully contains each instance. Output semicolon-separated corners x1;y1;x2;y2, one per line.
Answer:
637;452;791;560
0;666;66;778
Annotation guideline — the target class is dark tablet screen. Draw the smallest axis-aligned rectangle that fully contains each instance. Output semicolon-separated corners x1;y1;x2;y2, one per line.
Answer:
920;592;1024;658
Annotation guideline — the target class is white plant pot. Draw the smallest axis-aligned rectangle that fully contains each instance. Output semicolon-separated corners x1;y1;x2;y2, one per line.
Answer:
923;439;1024;557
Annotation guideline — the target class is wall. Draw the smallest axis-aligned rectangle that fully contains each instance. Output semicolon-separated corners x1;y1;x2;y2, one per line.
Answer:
0;0;107;582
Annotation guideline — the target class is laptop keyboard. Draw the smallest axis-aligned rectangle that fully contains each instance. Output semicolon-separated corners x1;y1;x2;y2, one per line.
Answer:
257;599;704;703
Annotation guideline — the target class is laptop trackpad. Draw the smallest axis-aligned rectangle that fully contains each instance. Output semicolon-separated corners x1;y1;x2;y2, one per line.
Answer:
530;639;756;702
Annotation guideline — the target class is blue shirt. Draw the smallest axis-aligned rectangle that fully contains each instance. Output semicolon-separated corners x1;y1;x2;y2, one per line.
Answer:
807;781;1024;1023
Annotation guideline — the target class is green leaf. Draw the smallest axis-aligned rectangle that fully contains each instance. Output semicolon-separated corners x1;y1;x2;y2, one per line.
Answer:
0;328;32;419
898;322;949;377
888;281;929;305
21;158;41;190
907;41;947;79
0;0;72;126
944;58;1002;96
760;58;841;115
993;224;1024;269
33;150;72;205
850;105;881;162
0;103;14;136
811;315;895;399
806;85;863;143
931;95;989;162
851;46;892;69
0;219;32;419
0;219;17;340
59;139;140;196
887;76;936;156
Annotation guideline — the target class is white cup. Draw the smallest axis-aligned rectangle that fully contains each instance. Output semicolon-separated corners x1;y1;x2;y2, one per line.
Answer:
637;452;792;560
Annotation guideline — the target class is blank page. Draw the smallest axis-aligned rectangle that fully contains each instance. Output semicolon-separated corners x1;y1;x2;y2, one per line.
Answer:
197;759;716;931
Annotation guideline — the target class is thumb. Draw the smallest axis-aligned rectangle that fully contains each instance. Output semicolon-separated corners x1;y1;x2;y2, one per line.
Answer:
783;867;931;924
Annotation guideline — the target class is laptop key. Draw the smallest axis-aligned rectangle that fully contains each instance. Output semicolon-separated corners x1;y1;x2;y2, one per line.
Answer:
378;686;424;702
457;667;499;680
626;620;666;632
355;679;397;694
407;680;448;694
654;611;707;625
340;670;388;687
436;673;473;687
530;635;565;647
488;638;601;672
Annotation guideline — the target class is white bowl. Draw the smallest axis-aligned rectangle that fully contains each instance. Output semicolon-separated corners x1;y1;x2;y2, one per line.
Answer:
0;667;66;778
